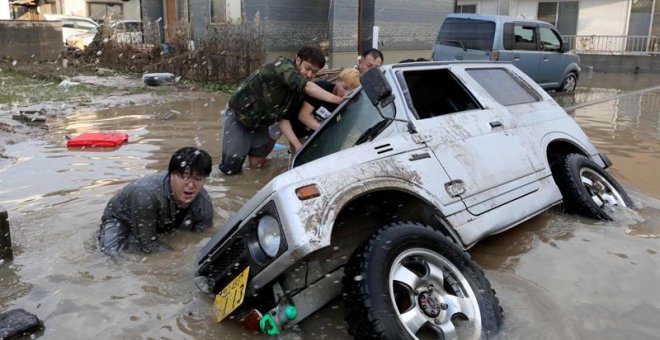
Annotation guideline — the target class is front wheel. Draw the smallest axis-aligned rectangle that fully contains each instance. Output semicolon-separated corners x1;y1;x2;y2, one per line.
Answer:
552;153;633;220
343;222;503;339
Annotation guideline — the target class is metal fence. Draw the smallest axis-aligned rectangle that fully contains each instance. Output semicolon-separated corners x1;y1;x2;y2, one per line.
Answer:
563;35;660;55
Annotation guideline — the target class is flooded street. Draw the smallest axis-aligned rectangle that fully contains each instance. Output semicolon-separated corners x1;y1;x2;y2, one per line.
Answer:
1;72;660;339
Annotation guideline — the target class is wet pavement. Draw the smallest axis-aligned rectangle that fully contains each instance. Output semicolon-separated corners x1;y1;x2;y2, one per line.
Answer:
1;72;659;339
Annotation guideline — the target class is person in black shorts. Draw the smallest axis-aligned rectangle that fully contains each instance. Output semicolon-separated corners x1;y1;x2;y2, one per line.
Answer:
279;68;361;153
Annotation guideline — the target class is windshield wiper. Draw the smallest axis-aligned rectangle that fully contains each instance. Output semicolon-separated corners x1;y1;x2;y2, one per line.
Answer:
355;119;391;145
444;39;467;51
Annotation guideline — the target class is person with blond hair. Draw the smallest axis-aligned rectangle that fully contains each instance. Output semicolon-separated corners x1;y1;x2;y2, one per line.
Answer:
279;68;361;153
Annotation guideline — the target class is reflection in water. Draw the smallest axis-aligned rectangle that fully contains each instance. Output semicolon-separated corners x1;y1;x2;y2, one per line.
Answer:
0;75;659;339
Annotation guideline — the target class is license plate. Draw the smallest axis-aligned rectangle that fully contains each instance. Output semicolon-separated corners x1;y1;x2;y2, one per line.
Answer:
214;266;250;322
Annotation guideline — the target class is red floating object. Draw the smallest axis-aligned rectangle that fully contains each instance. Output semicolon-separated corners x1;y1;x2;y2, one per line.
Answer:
66;132;129;147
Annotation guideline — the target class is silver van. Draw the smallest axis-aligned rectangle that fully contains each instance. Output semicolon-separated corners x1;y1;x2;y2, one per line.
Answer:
431;13;581;93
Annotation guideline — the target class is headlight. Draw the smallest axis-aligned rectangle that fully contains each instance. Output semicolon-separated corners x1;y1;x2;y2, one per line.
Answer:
257;214;281;258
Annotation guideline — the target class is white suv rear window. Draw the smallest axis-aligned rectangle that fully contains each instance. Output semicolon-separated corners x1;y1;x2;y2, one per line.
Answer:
467;68;540;106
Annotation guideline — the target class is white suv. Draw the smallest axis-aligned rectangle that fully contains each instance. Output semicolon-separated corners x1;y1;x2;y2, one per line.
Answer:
195;61;632;339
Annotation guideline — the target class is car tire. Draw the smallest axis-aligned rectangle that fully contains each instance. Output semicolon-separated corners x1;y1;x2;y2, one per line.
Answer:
552;153;633;220
342;222;503;339
558;72;577;93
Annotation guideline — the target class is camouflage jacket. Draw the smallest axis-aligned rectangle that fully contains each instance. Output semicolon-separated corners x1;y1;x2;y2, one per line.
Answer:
228;57;308;131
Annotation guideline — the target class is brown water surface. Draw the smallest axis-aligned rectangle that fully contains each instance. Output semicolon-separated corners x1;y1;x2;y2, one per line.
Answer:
1;73;659;339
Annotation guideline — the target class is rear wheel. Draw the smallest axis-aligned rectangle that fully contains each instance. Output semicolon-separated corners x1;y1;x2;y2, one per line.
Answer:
558;72;577;93
552;153;633;220
343;222;502;339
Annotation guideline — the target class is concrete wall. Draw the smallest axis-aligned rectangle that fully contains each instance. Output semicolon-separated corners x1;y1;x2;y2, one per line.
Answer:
0;20;62;61
578;54;660;73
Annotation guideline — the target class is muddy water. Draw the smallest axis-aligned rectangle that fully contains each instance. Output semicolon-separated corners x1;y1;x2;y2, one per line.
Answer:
1;73;659;339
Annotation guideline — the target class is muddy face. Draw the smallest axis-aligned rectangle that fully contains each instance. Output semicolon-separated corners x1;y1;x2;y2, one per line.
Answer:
1;73;659;339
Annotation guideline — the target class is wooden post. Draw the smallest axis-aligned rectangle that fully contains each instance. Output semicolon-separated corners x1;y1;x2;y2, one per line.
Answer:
0;205;12;260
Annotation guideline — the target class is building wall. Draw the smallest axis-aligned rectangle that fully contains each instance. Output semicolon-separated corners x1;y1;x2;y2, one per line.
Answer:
456;0;501;15
576;0;628;35
181;0;451;68
243;0;331;51
471;0;632;36
61;0;141;20
61;0;86;16
0;20;62;61
373;0;454;51
123;1;141;19
141;0;164;21
513;0;538;18
1;0;10;20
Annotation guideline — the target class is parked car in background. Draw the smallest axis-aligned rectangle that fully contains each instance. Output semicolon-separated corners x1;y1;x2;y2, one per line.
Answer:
195;62;632;338
111;19;143;44
65;19;143;50
44;14;99;44
432;13;581;93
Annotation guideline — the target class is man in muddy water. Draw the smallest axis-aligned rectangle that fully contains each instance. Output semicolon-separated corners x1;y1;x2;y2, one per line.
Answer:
97;147;214;256
356;48;384;74
219;45;346;175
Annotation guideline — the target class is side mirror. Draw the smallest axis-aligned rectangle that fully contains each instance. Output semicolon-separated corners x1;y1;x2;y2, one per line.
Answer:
361;67;395;108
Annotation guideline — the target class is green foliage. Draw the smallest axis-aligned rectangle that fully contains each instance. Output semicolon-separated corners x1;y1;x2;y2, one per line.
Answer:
203;82;237;94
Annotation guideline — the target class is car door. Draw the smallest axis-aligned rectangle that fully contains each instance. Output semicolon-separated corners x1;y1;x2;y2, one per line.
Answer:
505;23;541;81
398;66;540;216
536;26;567;87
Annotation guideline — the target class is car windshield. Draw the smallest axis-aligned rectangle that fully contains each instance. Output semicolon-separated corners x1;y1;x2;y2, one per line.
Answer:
293;89;396;168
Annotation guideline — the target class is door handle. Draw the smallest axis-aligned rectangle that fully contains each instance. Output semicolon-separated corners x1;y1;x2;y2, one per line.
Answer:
490;121;503;128
513;55;520;61
454;55;464;60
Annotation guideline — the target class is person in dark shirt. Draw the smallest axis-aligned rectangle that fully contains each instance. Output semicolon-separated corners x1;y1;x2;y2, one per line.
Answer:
356;48;384;74
97;147;213;256
279;68;361;153
219;46;346;175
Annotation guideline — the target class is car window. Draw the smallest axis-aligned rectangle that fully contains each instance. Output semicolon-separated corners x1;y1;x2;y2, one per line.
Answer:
400;69;480;119
539;27;562;51
514;25;537;51
436;18;496;51
467;68;540;106
293;90;394;167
